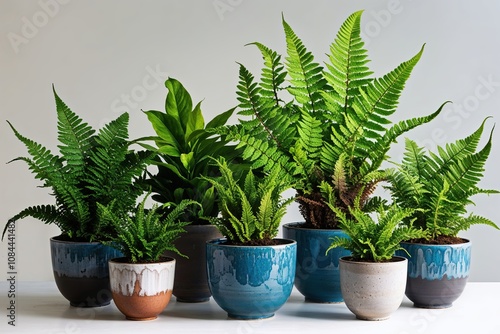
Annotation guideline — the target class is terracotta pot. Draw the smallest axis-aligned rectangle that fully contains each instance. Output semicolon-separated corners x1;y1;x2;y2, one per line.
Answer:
340;256;408;321
50;235;122;307
398;239;471;308
164;224;222;302
282;223;351;303
109;257;175;320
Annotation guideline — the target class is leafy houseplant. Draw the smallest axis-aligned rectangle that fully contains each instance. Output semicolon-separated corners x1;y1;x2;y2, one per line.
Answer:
326;204;427;263
3;88;151;242
102;194;196;320
387;118;499;308
100;194;195;264
205;158;297;319
137;77;242;302
139;77;240;225
2;87;151;307
216;10;444;229
387;118;499;243
205;158;295;246
215;10;444;303
326;203;427;320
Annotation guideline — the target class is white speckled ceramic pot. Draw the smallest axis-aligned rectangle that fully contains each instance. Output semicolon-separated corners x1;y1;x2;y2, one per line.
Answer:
339;256;408;321
109;257;175;321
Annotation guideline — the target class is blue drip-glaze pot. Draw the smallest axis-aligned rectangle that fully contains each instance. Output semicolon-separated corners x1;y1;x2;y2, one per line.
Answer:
206;238;296;319
50;235;122;307
398;239;471;308
283;223;351;303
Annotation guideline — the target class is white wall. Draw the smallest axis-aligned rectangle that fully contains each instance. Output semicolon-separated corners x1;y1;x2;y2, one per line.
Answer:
1;0;499;281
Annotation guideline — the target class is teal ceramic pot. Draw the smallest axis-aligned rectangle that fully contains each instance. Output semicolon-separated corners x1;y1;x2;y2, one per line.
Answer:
282;223;351;303
50;235;122;307
398;239;471;308
206;238;296;320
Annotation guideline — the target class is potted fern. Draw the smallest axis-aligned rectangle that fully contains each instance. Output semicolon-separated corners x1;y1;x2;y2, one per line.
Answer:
100;194;196;320
204;158;296;320
215;10;445;302
326;203;427;320
137;78;243;302
387;118;499;308
2;87;151;307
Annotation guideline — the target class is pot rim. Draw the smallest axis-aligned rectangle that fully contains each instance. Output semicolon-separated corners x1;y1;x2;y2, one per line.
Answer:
50;235;103;245
207;237;296;248
109;256;176;265
400;238;471;246
339;255;407;265
282;222;343;231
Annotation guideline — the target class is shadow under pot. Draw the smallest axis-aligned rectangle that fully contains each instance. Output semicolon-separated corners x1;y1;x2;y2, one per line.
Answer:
398;239;471;308
282;223;351;303
206;238;296;320
50;235;122;307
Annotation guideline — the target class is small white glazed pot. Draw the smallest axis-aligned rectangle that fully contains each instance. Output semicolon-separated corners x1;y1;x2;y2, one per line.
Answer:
108;256;175;321
339;256;408;321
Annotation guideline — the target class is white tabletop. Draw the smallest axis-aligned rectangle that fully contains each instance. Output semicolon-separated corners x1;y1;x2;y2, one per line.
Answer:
1;281;498;334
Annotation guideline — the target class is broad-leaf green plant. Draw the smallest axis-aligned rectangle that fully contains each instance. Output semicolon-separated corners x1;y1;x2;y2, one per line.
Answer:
204;158;294;246
326;203;427;262
2;87;152;242
386;118;499;242
137;78;242;225
215;10;445;229
99;193;198;263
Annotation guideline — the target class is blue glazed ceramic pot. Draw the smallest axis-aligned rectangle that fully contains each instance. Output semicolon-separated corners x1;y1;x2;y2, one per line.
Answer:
206;238;296;320
50;235;122;307
398;239;471;308
282;223;351;303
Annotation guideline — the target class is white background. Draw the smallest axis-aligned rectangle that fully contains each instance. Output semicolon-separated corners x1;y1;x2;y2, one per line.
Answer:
1;0;499;281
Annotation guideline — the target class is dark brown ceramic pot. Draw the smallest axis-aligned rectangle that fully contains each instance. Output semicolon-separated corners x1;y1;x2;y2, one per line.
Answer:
109;257;175;320
163;224;222;302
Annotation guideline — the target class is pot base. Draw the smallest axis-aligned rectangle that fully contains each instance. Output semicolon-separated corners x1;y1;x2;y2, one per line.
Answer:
228;313;274;320
176;296;210;303
406;276;468;309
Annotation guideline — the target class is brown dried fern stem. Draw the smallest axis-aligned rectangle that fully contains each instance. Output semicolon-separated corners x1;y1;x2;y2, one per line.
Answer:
297;192;337;229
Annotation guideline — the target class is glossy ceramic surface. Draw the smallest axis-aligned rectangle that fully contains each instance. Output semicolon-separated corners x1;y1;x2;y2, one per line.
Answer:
50;236;122;307
282;223;351;303
206;238;296;320
398;240;471;308
109;257;175;320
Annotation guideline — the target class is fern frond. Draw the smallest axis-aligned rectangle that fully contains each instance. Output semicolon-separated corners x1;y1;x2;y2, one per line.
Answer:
6;121;66;185
296;110;323;159
362;101;447;175
53;87;95;175
283;15;327;115
323;10;373;116
205;157;293;244
444;127;494;196
3;205;60;238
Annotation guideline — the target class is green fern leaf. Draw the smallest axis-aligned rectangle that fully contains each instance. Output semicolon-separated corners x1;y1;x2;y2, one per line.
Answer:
323;10;373;116
283;16;327;114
